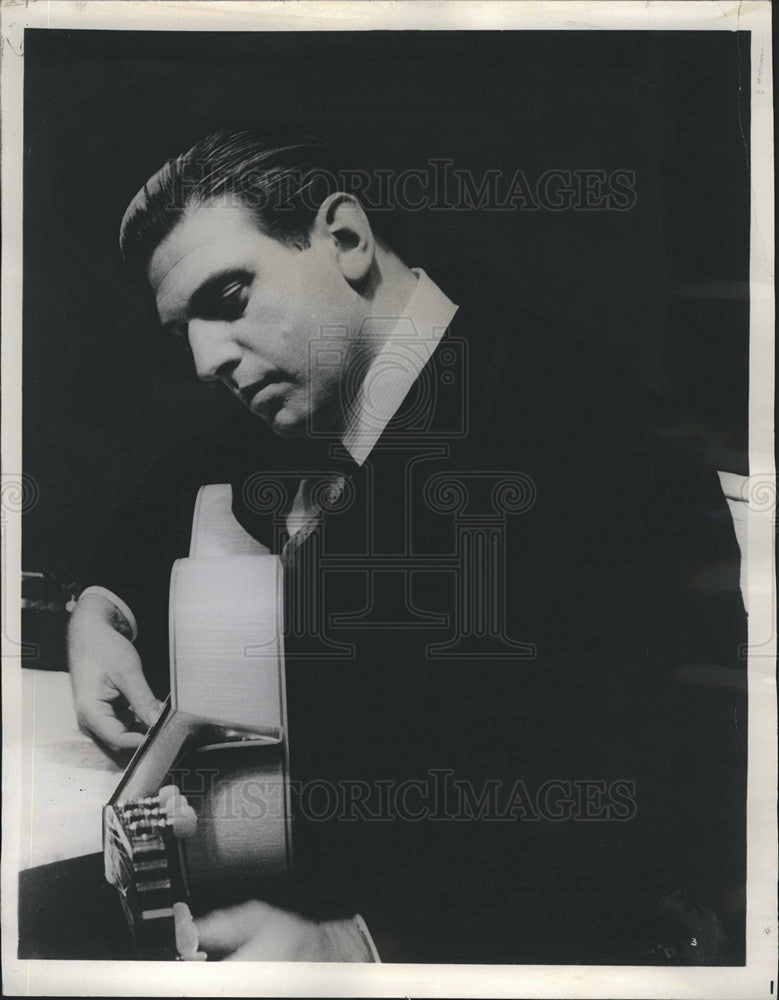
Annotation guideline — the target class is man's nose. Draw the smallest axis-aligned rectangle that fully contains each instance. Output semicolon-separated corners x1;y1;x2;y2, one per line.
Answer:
187;320;241;384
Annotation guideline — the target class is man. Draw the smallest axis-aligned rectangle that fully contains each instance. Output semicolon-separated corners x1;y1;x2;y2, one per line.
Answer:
68;129;747;963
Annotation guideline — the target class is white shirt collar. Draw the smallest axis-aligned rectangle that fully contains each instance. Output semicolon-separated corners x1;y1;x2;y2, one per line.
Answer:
341;268;458;465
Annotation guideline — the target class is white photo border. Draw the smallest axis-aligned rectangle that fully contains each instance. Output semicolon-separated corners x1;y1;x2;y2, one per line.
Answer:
2;2;775;997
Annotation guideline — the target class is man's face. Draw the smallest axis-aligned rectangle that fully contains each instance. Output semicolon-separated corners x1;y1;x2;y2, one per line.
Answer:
148;199;363;438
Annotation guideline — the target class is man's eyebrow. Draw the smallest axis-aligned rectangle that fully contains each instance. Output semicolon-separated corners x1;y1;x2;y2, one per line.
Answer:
159;268;251;332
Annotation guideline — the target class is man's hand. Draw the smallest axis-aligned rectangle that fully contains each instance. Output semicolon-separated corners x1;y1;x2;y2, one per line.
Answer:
68;591;163;752
195;901;377;962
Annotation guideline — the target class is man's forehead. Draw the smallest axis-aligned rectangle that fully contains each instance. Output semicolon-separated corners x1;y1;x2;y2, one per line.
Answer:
148;201;259;319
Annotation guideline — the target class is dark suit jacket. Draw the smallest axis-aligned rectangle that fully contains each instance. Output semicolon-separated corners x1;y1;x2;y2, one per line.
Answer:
86;265;747;964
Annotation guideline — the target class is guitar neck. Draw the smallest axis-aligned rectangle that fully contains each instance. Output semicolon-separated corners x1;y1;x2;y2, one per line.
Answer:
103;484;289;959
108;700;199;805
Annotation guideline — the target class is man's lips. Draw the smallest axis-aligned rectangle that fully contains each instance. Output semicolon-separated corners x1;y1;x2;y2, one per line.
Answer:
237;376;286;413
238;376;278;406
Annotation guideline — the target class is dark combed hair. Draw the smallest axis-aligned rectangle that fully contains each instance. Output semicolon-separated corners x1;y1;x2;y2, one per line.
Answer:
119;127;391;268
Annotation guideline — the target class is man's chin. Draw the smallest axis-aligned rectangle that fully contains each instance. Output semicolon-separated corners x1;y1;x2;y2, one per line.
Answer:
253;398;341;440
267;406;307;439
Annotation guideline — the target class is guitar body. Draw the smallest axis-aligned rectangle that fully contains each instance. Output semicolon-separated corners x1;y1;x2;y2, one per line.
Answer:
103;485;291;958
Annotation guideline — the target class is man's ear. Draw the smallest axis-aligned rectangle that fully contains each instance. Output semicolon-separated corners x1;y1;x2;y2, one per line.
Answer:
313;192;375;284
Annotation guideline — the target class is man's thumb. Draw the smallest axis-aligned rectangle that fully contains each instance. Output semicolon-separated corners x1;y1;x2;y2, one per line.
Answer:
116;665;163;728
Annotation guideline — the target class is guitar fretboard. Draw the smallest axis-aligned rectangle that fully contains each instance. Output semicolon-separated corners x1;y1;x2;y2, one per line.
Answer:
104;793;183;960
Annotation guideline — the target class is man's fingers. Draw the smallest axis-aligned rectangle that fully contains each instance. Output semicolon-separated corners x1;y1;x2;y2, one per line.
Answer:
112;729;145;750
79;701;145;752
195;901;273;953
113;663;163;728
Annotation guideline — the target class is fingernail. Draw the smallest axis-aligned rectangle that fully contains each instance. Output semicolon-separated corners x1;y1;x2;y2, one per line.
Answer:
171;805;197;839
173;901;202;960
161;788;197;839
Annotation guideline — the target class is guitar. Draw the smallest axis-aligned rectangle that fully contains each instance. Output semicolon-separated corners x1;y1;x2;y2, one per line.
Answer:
103;484;291;960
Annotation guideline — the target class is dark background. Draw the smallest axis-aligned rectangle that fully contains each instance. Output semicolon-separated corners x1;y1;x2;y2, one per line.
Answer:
23;29;750;581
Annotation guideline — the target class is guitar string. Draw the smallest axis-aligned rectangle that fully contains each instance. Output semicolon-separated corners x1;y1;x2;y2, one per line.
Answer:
107;825;171;895
106;829;177;934
107;837;138;891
